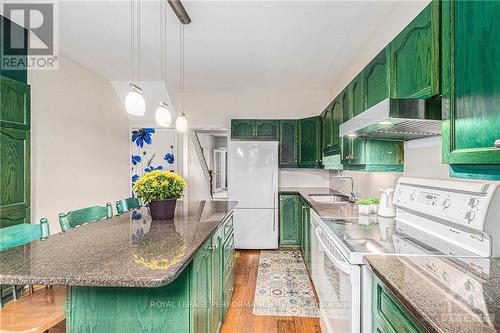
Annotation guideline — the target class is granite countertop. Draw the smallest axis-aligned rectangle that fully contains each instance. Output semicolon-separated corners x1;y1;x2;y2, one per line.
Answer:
0;200;237;288
366;256;500;333
279;186;357;218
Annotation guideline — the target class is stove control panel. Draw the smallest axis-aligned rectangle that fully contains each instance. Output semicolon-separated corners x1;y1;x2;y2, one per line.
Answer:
393;178;497;231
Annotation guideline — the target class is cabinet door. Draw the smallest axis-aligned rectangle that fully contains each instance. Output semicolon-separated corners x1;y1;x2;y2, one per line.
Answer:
341;89;351;122
298;116;322;167
211;229;223;332
331;98;342;154
279;120;298;167
342;137;366;165
255;120;279;140
365;140;404;166
350;73;365;118
0;77;30;228
390;1;440;98
279;195;301;246
363;47;390;108
322;105;333;154
442;0;500;166
192;241;212;333
231;119;255;140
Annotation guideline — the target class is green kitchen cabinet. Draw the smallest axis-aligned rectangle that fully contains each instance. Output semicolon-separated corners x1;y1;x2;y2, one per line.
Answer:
211;227;223;333
363;46;390;108
231;119;279;140
298;116;322;168
373;276;426;333
300;199;311;270
321;104;333;154
349;73;365;117
441;0;500;176
279;194;301;247
0;76;31;228
279;120;298;167
341;88;351;122
255;120;279;139
231;119;255;140
390;1;440;99
342;138;404;172
192;239;212;333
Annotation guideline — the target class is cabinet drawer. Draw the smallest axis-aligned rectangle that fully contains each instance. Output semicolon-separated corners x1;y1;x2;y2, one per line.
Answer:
223;215;234;240
374;282;424;333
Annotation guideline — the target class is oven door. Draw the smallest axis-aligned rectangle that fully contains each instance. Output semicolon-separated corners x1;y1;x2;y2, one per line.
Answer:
315;226;361;333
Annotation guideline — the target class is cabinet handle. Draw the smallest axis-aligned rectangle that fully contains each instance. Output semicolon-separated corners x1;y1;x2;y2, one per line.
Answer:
495;139;500;148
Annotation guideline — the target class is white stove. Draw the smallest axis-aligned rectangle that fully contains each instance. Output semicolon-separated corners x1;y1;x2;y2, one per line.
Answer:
311;177;500;333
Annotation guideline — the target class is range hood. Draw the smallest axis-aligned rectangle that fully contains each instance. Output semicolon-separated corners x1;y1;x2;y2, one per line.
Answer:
340;98;442;140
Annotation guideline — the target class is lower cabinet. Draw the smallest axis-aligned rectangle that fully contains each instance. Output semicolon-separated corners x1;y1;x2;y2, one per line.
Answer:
301;199;311;270
192;213;235;333
372;276;425;333
279;195;301;246
192;239;212;333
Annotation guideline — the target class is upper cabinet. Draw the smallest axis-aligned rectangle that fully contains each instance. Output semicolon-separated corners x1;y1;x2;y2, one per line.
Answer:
390;1;440;98
298;116;322;168
279;120;298;168
231;119;279;140
0;17;28;84
441;0;500;177
349;73;365;117
363;47;390;108
321;103;333;154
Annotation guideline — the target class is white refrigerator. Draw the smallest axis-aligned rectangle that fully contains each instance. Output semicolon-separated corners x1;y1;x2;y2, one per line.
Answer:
228;141;279;249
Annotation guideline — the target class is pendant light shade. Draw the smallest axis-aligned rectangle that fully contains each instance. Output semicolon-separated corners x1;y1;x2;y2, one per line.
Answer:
155;102;172;127
125;84;146;116
175;112;188;133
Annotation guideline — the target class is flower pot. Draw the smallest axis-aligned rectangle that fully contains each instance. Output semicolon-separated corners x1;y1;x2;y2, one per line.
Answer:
358;205;371;216
148;198;177;220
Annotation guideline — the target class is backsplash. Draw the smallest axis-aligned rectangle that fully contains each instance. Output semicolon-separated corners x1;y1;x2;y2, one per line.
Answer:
279;169;330;187
329;170;401;199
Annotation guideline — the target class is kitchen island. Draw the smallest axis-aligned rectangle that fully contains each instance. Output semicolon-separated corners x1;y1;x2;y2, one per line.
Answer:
0;200;237;333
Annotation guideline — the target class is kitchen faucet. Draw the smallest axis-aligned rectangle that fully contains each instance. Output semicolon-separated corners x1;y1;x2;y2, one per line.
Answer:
331;175;356;202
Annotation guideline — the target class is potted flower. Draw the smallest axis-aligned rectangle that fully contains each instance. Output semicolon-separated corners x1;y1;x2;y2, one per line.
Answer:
133;170;186;220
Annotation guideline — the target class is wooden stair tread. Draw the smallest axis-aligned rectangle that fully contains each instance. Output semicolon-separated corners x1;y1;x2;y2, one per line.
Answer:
0;286;66;333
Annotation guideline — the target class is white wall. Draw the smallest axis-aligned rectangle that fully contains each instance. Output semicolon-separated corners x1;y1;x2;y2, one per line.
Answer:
404;137;449;179
30;56;130;234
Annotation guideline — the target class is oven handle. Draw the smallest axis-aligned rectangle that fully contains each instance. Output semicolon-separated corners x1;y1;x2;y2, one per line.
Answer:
315;227;351;275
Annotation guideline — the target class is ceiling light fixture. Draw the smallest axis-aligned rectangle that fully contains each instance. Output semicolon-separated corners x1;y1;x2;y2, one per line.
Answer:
125;0;145;116
156;0;172;127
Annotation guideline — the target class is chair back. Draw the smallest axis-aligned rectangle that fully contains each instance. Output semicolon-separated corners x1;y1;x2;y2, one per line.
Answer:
0;219;50;251
59;203;112;232
116;197;141;215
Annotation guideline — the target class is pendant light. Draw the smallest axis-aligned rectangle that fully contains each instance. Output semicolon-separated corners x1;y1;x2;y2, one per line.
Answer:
125;0;146;116
175;23;188;133
155;0;172;127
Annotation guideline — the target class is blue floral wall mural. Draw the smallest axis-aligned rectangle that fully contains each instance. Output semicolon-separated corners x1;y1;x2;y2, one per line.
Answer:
130;128;177;195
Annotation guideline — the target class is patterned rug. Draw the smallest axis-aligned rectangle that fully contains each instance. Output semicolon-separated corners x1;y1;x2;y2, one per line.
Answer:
252;250;319;317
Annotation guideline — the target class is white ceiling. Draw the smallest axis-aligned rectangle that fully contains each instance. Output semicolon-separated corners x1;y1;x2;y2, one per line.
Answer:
57;0;400;124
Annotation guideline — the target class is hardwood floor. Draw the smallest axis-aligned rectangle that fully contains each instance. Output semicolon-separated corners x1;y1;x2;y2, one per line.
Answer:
220;250;322;333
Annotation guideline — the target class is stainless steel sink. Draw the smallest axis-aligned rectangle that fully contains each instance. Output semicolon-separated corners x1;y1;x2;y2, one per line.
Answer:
309;194;349;204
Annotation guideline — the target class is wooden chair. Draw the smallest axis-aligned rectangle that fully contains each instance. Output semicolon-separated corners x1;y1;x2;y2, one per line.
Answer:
116;197;142;215
58;203;113;232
